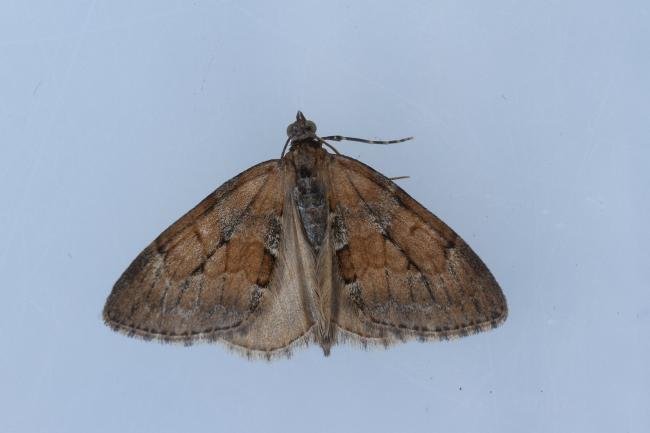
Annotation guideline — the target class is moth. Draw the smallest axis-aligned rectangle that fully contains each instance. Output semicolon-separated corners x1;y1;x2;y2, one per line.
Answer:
103;112;507;359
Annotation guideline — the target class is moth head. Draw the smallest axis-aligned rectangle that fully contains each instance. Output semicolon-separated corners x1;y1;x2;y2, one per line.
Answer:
287;111;317;141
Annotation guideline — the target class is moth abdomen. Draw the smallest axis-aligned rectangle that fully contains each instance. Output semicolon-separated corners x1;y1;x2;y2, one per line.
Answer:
292;153;329;251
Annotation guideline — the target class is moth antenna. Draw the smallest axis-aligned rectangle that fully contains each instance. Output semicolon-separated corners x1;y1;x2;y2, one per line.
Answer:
389;175;410;181
281;137;341;157
317;137;341;155
320;135;413;145
280;137;291;158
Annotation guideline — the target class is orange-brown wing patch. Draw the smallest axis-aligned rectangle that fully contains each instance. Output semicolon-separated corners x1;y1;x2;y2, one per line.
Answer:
103;160;302;353
328;155;507;343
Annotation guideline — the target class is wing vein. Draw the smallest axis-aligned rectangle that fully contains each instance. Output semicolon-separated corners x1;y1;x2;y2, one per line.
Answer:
338;166;438;304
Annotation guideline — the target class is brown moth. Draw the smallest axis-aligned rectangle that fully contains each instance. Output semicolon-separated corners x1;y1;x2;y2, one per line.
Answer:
103;111;507;359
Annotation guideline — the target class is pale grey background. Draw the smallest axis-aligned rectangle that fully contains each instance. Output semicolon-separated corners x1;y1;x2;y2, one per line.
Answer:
1;1;648;432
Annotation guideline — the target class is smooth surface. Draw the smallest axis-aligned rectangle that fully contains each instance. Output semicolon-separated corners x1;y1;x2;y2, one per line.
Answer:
1;1;648;432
